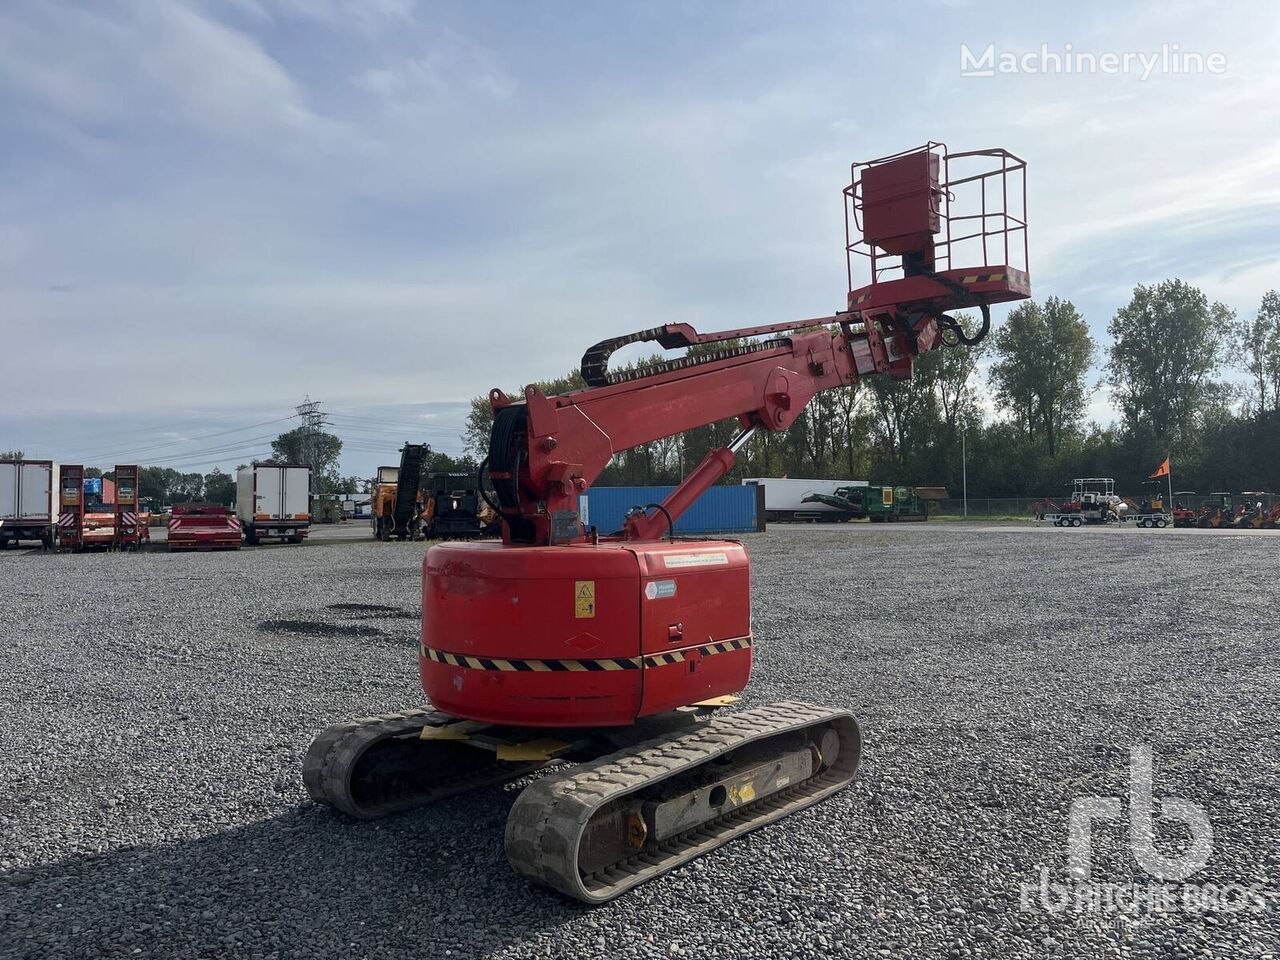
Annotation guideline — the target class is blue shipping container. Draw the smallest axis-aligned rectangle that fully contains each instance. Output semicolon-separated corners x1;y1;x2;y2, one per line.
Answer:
579;485;758;535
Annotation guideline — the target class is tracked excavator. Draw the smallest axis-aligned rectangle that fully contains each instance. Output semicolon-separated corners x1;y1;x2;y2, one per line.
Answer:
305;142;1031;902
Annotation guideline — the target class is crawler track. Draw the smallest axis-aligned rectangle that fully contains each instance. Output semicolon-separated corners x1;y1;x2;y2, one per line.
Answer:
303;708;546;820
305;702;861;902
505;701;861;903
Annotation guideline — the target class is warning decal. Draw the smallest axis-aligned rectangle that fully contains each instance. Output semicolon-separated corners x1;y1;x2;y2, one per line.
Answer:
662;552;729;569
574;580;596;619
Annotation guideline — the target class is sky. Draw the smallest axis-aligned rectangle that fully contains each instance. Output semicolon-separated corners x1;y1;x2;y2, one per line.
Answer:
2;0;1277;479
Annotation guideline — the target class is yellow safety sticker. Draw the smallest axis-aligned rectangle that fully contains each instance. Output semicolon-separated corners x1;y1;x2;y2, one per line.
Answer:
575;580;596;619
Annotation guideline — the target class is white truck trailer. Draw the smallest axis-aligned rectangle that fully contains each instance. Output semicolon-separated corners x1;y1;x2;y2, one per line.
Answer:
741;477;869;522
236;463;312;545
0;459;57;548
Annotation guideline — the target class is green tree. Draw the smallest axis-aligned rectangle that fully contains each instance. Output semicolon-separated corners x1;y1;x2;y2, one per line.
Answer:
203;468;236;506
989;298;1094;457
866;357;940;471
139;467;172;503
1232;289;1280;415
1107;280;1230;446
270;427;343;489
171;472;204;503
0;449;23;459
464;370;588;460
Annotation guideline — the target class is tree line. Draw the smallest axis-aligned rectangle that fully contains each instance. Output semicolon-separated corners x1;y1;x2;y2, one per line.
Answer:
462;280;1280;498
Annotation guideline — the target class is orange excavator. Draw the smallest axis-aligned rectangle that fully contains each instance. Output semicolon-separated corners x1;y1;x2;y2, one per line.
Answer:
1197;492;1234;528
1234;493;1275;529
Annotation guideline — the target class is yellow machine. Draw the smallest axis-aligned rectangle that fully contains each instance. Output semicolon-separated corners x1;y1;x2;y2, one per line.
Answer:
1234;492;1273;529
371;444;431;541
1197;492;1233;528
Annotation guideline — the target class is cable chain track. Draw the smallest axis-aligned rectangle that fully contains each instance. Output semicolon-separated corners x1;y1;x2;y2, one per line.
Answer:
580;329;791;387
504;700;861;903
302;708;544;820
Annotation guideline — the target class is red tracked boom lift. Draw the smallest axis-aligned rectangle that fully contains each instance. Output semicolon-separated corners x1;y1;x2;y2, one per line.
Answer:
305;142;1030;902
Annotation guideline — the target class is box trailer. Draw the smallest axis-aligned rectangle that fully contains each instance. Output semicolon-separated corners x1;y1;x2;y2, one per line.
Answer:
169;504;243;550
236;463;312;545
740;477;868;522
0;459;56;548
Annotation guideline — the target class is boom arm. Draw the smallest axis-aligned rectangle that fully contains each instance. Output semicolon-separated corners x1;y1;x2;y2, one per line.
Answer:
487;311;941;544
485;142;1031;544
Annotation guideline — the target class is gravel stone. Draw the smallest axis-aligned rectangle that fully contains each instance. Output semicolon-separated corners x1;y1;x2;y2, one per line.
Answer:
1;524;1278;958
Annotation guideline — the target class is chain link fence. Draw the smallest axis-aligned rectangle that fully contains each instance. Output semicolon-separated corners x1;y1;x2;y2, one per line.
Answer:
929;497;1040;518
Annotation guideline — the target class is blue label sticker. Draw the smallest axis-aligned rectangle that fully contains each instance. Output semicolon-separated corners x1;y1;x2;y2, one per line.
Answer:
644;579;677;600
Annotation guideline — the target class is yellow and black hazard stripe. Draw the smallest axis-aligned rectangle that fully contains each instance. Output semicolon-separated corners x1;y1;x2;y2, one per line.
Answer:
420;637;753;673
643;636;753;669
420;643;641;672
852;267;1026;306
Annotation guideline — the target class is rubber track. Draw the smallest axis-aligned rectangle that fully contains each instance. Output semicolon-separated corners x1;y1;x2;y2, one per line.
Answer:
504;701;861;903
303;708;544;820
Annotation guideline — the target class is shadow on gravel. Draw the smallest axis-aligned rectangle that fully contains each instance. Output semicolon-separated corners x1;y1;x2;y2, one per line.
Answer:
1;792;579;958
257;619;390;639
326;603;419;620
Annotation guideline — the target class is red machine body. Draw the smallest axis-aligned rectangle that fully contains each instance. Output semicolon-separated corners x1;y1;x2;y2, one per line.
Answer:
421;142;1031;729
421;539;750;727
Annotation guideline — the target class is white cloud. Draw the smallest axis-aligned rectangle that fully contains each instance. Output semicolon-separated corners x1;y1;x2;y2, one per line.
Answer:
353;29;516;106
1;0;1274;472
0;1;353;149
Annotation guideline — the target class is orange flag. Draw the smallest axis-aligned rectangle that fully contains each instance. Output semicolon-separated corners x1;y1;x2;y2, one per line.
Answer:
1149;457;1170;479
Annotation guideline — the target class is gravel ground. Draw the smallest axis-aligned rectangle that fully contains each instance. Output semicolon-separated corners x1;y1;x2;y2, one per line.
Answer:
1;526;1278;959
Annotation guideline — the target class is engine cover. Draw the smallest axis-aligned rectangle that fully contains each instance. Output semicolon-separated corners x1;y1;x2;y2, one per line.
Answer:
420;539;752;727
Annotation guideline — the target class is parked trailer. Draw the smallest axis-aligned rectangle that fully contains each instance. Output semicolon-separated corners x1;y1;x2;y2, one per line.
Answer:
56;464;85;550
1039;478;1128;527
112;464;149;550
0;459;56;548
236;463;312;545
741;477;869;522
168;504;242;550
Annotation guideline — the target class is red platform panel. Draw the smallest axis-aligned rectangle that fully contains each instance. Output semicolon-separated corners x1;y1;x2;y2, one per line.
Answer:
859;149;941;255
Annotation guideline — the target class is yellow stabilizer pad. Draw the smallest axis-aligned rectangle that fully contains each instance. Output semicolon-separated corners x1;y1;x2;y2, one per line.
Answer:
692;695;741;708
496;739;572;762
420;720;490;741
